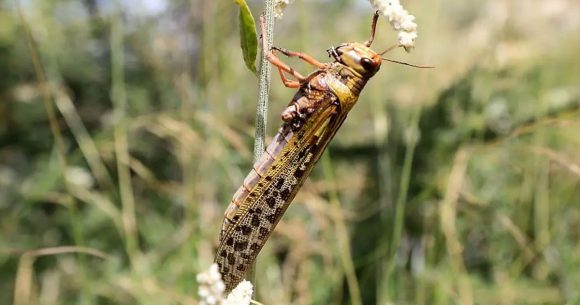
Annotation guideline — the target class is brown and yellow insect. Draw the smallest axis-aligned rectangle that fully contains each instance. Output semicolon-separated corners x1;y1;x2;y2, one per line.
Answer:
216;12;407;291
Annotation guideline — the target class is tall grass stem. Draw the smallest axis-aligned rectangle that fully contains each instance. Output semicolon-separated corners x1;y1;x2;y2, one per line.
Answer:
111;5;139;267
322;153;363;305
253;0;276;162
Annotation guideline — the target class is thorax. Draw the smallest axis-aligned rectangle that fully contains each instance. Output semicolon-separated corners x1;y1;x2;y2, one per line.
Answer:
320;63;368;110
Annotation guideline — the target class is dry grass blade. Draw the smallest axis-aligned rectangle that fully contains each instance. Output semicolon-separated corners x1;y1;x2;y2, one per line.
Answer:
53;88;113;189
439;148;473;305
14;247;110;305
530;145;580;177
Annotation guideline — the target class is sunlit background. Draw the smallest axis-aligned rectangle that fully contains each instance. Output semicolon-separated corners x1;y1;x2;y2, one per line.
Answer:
1;0;580;304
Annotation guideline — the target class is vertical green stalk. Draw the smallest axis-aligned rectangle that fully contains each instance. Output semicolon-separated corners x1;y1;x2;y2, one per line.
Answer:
391;109;421;256
250;0;276;293
16;1;91;302
111;6;139;266
322;153;363;305
15;1;67;173
253;0;276;162
384;106;421;298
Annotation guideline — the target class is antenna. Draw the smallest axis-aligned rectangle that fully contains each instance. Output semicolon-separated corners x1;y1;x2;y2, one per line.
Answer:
382;58;435;69
379;44;400;55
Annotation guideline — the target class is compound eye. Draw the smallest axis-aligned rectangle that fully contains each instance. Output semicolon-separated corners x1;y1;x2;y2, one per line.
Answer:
360;57;375;70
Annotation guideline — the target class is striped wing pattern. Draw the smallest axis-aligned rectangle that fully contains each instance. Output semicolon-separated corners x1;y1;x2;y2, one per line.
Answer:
215;95;351;291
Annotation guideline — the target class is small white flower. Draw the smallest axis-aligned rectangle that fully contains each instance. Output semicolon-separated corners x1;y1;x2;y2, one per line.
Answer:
274;0;294;19
400;16;417;32
369;0;418;51
209;264;224;282
198;287;209;298
215;281;226;293
205;296;217;305
196;264;257;305
197;264;226;305
223;280;254;305
398;31;417;48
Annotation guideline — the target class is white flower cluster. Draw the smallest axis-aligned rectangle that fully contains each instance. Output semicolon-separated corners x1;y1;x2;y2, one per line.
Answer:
369;0;418;51
223;280;254;305
274;0;294;19
196;264;255;305
197;264;226;305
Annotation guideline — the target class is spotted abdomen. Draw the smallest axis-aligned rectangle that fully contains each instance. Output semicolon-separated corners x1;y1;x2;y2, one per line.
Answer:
216;134;321;290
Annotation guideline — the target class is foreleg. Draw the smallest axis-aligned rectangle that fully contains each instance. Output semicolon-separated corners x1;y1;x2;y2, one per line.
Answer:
260;15;307;83
271;46;324;69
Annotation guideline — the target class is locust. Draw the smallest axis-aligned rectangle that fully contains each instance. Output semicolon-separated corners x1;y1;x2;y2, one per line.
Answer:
216;12;415;291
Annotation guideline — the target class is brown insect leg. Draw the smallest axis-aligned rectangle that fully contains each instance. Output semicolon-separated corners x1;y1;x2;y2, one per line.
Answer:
265;49;306;82
276;67;300;88
260;15;306;82
271;46;324;68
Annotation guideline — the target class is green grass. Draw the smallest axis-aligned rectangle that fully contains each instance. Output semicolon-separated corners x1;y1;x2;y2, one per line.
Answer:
1;0;579;304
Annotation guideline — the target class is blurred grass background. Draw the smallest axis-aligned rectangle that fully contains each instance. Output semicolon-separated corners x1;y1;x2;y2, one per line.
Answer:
1;0;580;304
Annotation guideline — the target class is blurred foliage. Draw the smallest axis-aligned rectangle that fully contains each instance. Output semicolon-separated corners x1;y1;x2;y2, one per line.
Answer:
1;0;579;305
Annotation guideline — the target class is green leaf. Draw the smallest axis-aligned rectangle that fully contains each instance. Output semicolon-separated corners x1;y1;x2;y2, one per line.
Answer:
234;0;258;76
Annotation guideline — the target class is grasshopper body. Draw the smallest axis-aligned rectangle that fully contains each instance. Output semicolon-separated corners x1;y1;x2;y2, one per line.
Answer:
216;13;384;291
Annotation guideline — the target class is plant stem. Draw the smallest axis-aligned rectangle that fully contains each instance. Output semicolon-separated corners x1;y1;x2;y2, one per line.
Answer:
111;5;139;267
17;1;92;302
253;0;276;162
249;0;276;293
384;106;421;298
322;153;363;305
